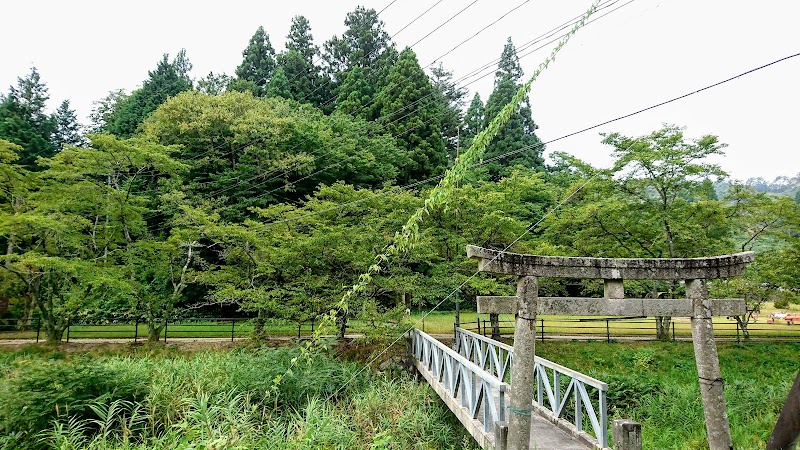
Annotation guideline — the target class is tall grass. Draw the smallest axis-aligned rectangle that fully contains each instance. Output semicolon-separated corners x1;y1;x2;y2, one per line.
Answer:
534;340;800;449
0;345;477;450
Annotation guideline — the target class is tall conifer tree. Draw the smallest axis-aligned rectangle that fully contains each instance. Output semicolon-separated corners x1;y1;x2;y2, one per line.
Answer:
0;67;57;168
483;38;544;179
374;48;445;184
234;26;277;96
277;16;330;106
430;63;467;160
52;100;85;149
108;51;193;137
462;93;485;144
324;7;396;108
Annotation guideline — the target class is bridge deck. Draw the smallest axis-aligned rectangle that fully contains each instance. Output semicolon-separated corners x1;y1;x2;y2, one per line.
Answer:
413;332;597;450
529;413;591;450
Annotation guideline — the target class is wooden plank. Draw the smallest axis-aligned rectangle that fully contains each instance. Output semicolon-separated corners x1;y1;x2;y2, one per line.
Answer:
467;245;754;280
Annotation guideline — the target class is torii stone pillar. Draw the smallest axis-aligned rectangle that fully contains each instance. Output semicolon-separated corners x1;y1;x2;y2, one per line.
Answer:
477;276;539;450
468;245;754;450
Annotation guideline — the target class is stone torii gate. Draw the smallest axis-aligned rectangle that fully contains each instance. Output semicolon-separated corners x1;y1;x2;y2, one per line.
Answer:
467;245;754;450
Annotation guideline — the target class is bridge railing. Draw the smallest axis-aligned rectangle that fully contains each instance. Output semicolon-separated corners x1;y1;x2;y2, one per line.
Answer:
412;328;508;437
454;327;513;383
454;327;609;448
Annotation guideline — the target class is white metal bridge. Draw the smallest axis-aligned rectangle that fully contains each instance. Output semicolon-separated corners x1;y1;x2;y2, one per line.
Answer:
411;327;610;450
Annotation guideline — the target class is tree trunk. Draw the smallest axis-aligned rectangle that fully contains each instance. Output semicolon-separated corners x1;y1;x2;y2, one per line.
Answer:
253;310;265;337
656;316;672;340
147;322;165;342
734;316;751;340
336;309;348;339
44;320;66;343
490;313;501;339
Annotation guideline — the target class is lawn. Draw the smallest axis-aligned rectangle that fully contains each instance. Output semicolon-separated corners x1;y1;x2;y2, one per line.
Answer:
0;339;796;449
409;301;800;341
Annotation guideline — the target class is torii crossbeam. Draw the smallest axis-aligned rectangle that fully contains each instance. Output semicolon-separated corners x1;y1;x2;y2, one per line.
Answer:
468;245;754;450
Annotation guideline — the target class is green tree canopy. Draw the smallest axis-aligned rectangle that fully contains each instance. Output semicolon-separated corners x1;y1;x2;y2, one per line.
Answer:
0;67;58;168
235;26;277;96
107;51;193;137
482;38;544;179
374;48;446;184
142;91;404;221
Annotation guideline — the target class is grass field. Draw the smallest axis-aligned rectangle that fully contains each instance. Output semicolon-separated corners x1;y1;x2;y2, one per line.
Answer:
0;339;796;449
0;342;477;450
410;301;800;340
2;300;799;342
533;340;800;449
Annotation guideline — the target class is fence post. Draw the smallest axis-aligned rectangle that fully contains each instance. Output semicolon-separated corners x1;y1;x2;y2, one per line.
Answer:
36;318;41;343
455;297;460;330
540;318;545;342
164;317;168;343
65;317;71;343
231;320;235;342
606;319;611;343
736;321;740;344
134;317;139;343
422;315;425;333
311;319;314;334
672;321;676;341
297;323;301;339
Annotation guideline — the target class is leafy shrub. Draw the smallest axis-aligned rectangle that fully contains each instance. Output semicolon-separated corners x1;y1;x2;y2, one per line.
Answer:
602;373;663;416
0;357;148;448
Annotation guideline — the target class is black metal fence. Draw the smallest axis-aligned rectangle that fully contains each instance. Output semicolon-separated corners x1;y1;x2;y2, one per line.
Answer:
0;317;329;343
460;317;800;343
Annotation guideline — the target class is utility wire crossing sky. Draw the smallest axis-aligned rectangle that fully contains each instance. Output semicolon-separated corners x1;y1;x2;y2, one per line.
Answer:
1;0;798;180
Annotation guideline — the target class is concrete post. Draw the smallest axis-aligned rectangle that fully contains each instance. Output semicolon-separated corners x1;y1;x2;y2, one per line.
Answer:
613;419;642;450
508;276;537;450
494;421;509;450
687;279;733;450
604;279;624;299
767;368;800;450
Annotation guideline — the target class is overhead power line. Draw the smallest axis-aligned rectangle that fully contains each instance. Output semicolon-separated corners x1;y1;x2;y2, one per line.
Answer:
134;0;631;223
321;50;800;397
257;51;800;228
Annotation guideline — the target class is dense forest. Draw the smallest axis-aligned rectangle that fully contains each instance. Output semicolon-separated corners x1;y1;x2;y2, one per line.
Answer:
0;6;798;344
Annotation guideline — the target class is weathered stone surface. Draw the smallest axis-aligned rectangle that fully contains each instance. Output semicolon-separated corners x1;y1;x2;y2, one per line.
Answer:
613;420;642;450
477;296;517;315
477;296;746;317
467;245;754;280
604;279;625;299
688;279;734;450
507;276;537;450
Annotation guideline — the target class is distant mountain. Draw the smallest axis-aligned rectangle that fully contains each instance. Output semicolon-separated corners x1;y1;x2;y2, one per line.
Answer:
715;173;800;200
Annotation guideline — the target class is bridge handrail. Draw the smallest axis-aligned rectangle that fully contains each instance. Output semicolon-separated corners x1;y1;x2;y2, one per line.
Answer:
412;329;508;438
455;327;609;448
455;327;608;390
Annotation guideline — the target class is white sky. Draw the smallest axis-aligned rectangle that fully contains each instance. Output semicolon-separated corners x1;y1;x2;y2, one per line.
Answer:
1;0;798;181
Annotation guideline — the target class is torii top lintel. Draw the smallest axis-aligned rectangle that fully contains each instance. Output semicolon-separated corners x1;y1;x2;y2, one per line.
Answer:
466;245;754;280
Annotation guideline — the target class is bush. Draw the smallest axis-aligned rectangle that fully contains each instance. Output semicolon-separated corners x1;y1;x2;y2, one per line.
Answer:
0;357;148;448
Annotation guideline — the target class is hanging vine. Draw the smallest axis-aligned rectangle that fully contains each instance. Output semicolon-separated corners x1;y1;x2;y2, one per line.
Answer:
270;0;601;392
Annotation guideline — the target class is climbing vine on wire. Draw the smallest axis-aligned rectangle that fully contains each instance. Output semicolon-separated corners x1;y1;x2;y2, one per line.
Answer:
269;0;601;393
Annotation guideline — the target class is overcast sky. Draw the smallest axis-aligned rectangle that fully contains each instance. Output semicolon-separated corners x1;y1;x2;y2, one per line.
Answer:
1;0;798;181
